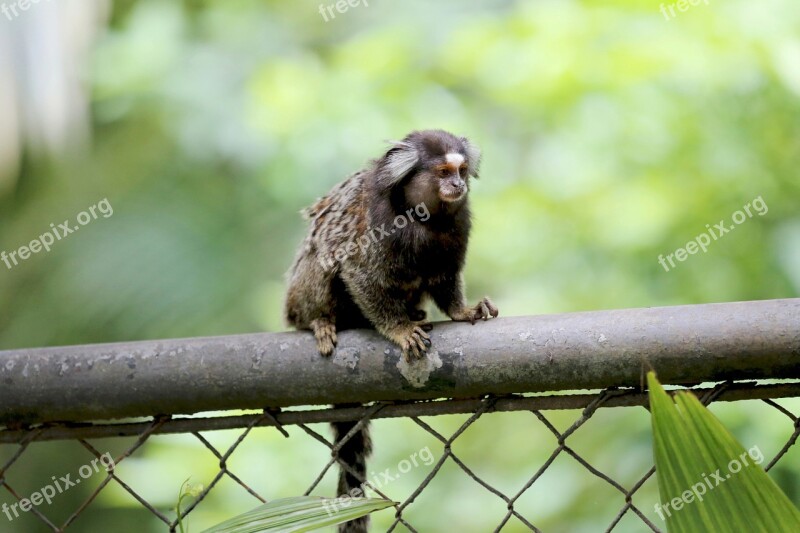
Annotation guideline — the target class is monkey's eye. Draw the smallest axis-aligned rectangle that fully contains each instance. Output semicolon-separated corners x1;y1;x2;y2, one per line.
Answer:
436;167;450;177
460;164;469;174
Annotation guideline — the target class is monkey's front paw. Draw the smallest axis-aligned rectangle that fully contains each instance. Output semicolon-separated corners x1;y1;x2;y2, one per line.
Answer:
451;297;499;325
310;318;337;357
389;325;432;362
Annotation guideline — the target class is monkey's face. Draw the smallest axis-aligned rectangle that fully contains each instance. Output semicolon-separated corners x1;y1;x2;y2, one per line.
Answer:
403;153;471;210
378;129;482;209
430;152;469;203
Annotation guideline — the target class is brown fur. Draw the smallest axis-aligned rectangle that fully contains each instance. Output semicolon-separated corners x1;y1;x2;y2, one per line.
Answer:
284;129;498;532
285;129;498;360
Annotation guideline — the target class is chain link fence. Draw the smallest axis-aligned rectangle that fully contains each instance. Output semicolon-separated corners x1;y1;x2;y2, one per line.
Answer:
2;380;799;532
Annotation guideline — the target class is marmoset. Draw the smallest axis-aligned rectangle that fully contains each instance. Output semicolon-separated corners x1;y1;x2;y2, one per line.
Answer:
284;129;498;532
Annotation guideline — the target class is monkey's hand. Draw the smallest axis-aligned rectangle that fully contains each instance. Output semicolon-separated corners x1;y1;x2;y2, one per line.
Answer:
310;318;337;356
386;323;432;362
449;297;499;325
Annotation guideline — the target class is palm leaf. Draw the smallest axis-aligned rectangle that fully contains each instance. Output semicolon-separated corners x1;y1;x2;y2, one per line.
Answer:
201;496;395;533
648;372;800;532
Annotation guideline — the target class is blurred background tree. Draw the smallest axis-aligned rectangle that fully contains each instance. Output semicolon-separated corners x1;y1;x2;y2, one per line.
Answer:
0;0;798;531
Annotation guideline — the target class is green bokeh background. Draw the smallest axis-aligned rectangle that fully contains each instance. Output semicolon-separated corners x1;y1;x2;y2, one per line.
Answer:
1;0;798;531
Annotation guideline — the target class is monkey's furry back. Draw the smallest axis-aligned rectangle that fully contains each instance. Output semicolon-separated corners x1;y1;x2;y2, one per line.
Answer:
299;170;368;270
284;169;370;327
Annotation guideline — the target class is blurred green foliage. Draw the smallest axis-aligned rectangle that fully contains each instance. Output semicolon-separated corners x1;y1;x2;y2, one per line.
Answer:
1;0;798;531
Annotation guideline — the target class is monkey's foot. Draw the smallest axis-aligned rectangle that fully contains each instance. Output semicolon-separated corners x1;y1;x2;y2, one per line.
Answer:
451;297;499;325
388;324;432;362
310;318;337;356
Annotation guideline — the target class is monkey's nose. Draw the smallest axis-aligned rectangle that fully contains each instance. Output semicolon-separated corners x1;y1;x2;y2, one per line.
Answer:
440;185;466;202
448;179;465;191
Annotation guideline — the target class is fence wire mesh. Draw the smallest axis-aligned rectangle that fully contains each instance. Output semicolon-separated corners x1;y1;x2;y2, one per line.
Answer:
1;380;799;532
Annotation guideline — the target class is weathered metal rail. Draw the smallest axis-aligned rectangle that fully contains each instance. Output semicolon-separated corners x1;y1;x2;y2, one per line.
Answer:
1;298;798;425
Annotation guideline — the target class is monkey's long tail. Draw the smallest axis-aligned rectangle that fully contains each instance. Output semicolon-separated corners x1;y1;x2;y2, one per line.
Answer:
332;407;373;533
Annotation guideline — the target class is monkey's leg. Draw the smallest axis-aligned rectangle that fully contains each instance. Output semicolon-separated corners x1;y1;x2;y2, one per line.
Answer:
310;318;337;357
431;274;499;325
341;274;431;361
285;253;339;356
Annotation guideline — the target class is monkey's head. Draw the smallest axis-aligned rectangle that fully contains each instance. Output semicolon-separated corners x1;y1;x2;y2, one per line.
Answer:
375;129;481;211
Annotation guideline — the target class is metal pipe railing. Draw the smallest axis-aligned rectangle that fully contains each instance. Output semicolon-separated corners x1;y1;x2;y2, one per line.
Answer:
1;298;798;425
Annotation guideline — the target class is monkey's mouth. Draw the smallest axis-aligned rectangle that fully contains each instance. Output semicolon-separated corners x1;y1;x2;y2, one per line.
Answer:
439;188;465;203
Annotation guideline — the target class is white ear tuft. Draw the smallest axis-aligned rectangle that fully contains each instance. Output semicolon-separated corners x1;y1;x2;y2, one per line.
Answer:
462;138;482;178
379;140;419;187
